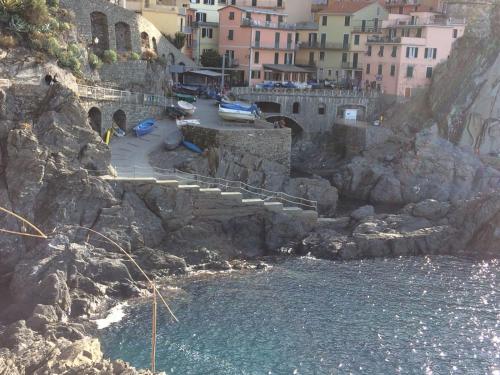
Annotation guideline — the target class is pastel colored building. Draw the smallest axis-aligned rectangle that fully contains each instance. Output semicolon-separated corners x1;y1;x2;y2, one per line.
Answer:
218;5;314;85
310;0;389;81
232;0;315;23
186;0;224;64
362;12;465;97
385;0;446;14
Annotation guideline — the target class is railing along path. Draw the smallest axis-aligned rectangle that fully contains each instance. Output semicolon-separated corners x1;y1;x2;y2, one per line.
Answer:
105;165;318;212
232;86;379;98
77;84;172;107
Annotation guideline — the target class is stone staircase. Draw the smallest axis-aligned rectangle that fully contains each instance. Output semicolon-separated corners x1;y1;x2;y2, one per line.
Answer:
102;176;318;221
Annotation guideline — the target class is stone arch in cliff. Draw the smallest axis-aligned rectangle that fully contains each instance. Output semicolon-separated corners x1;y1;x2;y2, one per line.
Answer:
168;53;175;65
90;12;110;53
88;107;102;137
266;115;303;139
112;109;127;132
152;37;158;53
115;22;132;53
141;31;150;50
256;101;281;114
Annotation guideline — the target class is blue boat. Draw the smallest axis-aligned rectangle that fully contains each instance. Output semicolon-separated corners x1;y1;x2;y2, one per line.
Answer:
220;101;258;113
134;118;155;137
181;140;203;154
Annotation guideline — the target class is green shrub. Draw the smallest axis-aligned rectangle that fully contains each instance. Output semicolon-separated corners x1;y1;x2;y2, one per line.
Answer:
59;21;71;31
130;52;140;61
44;36;60;57
88;53;102;69
46;0;59;8
102;49;117;64
58;50;81;72
24;0;50;26
67;42;81;57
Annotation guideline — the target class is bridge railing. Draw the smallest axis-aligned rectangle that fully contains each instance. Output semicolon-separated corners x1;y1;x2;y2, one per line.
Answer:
77;85;171;107
109;166;318;212
232;87;379;98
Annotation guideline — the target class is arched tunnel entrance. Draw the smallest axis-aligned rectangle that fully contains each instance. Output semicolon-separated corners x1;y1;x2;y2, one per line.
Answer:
112;110;127;132
256;101;281;114
266;115;304;142
88;107;102;137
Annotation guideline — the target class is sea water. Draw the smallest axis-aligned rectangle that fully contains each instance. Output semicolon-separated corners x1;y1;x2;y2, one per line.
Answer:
100;256;499;374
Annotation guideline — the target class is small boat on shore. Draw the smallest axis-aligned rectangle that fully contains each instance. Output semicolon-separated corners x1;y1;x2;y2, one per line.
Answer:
220;100;257;112
218;106;257;122
175;93;197;103
181;140;203;154
133;118;155;137
176;100;196;115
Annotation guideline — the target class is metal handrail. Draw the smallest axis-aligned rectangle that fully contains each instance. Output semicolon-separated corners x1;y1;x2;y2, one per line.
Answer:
77;84;171;107
232;86;379;98
111;165;318;211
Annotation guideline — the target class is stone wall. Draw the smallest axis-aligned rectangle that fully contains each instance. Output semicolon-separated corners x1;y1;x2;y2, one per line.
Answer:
445;1;497;37
81;100;163;135
180;126;292;172
332;121;393;157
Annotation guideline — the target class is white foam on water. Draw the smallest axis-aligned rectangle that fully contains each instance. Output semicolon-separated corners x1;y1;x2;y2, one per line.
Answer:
93;302;128;330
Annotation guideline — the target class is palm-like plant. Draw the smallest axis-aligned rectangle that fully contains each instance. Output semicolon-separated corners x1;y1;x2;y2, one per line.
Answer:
0;0;23;13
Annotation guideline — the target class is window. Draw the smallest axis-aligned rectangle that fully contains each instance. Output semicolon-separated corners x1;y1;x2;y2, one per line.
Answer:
391;46;397;57
390;64;395;76
309;52;314;64
278;15;284;24
226;50;235;59
416;28;422;37
196;12;207;22
342;52;347;63
246;12;251;19
453;29;458;38
367;45;372;56
406;65;414;78
277;0;283;7
344;16;350;26
254;51;259;64
293;102;300;114
354;35;360;45
320;51;325;61
202;28;213;38
378;46;384;57
424;48;437;59
426;67;433;78
274;52;279;64
229;12;234;20
406;47;418;58
318;104;326;115
228;30;234;40
252;0;257;5
377;64;383;75
266;14;271;22
366;63;371;74
322;16;327;26
251;70;261;79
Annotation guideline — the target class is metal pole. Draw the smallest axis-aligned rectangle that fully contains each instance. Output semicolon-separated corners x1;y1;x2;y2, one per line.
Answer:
151;282;157;374
221;52;226;93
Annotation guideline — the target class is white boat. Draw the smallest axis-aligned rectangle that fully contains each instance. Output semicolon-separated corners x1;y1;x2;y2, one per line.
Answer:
176;119;201;126
176;100;196;115
218;106;257;122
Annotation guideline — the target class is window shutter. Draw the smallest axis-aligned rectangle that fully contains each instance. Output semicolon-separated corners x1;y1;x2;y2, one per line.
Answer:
433;48;437;59
406;47;410;58
424;48;428;58
415;48;418;58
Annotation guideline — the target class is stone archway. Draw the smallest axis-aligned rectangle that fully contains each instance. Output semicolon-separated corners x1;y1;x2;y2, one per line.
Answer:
112;109;127;132
266;115;304;140
168;53;175;65
256;101;281;114
115;22;132;52
88;107;102;137
90;12;109;52
141;31;150;49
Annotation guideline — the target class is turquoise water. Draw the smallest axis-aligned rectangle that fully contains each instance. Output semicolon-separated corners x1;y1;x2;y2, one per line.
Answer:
101;256;499;374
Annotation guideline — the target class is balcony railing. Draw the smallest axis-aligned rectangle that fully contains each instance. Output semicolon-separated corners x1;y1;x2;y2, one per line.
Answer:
241;18;296;30
367;36;402;44
341;62;364;70
296;41;349;50
252;42;295;50
384;17;466;27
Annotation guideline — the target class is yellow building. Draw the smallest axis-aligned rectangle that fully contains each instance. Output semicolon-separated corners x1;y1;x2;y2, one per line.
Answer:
314;0;388;82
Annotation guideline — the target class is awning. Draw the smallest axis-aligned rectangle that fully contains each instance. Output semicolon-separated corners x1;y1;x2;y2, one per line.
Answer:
262;65;316;73
185;69;226;77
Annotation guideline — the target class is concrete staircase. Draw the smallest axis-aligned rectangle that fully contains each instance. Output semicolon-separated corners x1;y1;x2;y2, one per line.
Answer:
102;176;318;221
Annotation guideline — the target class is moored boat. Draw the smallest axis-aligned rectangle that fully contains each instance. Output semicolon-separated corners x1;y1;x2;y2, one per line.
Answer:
174;93;197;103
133;118;155;137
218;106;257;122
181;140;203;154
176;100;196;115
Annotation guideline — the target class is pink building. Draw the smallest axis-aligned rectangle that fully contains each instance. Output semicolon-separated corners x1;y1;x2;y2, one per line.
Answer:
218;5;314;85
361;12;464;97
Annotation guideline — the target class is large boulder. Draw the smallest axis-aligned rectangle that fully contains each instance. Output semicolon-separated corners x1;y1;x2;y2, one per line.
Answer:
284;177;338;215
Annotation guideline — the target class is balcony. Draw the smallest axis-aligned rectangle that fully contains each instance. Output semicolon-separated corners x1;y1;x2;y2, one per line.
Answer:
341;62;363;70
241;18;296;30
367;35;402;44
383;17;466;28
252;42;295;51
192;21;219;29
296;41;349;50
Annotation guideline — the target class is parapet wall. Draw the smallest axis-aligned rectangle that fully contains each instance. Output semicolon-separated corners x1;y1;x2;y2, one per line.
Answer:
180;125;292;172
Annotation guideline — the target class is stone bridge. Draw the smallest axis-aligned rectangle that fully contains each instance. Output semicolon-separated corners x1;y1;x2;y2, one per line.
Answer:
232;87;379;134
77;85;172;137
